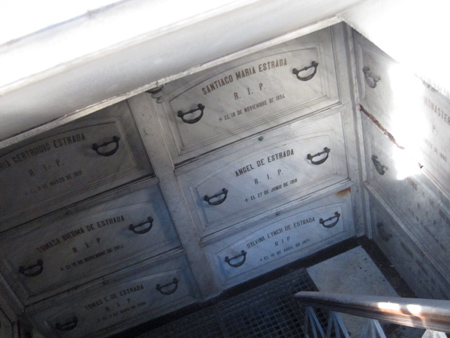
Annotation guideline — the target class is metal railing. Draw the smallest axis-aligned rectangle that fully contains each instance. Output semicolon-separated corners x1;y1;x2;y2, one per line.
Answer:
295;292;450;338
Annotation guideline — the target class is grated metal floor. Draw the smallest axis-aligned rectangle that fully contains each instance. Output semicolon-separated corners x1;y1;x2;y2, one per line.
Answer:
138;269;325;338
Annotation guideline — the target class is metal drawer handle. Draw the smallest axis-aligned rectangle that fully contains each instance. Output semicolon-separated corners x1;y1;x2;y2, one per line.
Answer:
204;188;228;206
55;317;78;331
19;259;44;277
92;136;120;156
371;155;388;175
362;66;381;89
293;61;319;81
129;216;154;234
156;278;179;295
177;104;205;124
307;147;330;165
319;212;341;228
224;250;247;268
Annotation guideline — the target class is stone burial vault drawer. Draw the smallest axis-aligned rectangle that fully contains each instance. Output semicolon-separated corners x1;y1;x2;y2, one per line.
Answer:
363;114;450;283
361;113;419;215
354;31;400;126
157;26;341;163
370;195;450;300
177;110;349;239
413;84;450;199
27;255;199;338
205;191;354;288
0;178;179;305
356;33;450;200
0;100;153;231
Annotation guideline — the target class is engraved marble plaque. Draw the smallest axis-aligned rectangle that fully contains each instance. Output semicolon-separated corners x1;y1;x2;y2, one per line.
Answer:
206;193;354;286
0;101;153;231
362;114;417;215
356;33;450;199
417;85;450;198
371;197;450;300
355;32;425;153
0;180;178;303
355;32;398;121
363;116;450;281
161;27;339;162
29;257;197;338
178;111;348;237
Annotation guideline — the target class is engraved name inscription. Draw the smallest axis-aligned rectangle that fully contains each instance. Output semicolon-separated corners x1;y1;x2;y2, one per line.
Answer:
196;57;290;124
35;215;126;254
234;148;298;203
31;214;127;273
85;284;145;311
423;97;450;127
80;283;148;326
235;149;294;177
0;133;86;173
0;132;90;201
404;176;449;253
220;204;344;279
245;216;315;250
421;95;450;167
201;59;288;95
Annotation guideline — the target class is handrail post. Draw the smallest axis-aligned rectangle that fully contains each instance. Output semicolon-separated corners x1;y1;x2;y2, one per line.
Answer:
304;306;325;338
326;311;351;338
359;319;387;338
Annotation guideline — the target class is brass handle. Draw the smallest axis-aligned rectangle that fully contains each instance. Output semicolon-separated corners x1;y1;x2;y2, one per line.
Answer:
371;155;388;175
177;104;205;124
204;188;228;206
319;212;341;228
225;250;247;268
307;147;330;165
19;259;44;277
92;136;120;156
156;278;179;295
363;66;381;89
293;61;319;81
129;217;154;234
55;317;78;331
